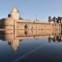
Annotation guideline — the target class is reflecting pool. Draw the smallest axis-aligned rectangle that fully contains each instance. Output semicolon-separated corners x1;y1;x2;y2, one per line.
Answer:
0;30;62;62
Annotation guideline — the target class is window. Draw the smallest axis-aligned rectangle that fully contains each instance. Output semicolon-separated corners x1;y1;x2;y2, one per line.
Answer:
8;14;11;17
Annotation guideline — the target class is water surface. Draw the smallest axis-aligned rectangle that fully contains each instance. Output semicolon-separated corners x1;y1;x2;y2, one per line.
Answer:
0;30;62;62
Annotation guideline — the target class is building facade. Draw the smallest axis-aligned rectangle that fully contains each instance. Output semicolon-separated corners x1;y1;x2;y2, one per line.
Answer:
0;7;53;31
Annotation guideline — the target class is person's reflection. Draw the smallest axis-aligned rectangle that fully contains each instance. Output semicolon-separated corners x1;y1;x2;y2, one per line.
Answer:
48;36;51;43
24;30;28;36
48;35;62;43
57;36;61;42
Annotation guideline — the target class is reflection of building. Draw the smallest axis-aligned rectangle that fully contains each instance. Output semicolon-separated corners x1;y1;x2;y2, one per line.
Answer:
0;29;62;51
10;39;19;52
0;30;53;52
0;31;20;52
48;16;62;42
48;29;62;43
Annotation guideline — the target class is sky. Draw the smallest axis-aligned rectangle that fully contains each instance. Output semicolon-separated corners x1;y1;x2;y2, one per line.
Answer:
0;0;62;22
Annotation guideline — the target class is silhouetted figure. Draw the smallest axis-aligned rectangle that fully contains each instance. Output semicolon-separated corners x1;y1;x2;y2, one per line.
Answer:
25;24;28;30
52;17;56;23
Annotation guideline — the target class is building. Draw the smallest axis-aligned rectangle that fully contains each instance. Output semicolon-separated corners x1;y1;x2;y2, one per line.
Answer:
0;7;62;51
0;7;53;31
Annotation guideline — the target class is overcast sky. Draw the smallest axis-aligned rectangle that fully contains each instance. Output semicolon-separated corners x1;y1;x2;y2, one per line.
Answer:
0;0;62;22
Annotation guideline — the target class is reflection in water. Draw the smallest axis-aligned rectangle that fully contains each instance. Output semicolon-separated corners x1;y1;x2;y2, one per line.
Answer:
0;29;62;62
0;31;5;40
0;31;19;52
48;29;62;43
0;29;62;52
24;30;28;36
48;36;62;43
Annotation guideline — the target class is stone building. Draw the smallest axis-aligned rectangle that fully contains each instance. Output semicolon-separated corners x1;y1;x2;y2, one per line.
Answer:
0;7;53;32
0;7;62;51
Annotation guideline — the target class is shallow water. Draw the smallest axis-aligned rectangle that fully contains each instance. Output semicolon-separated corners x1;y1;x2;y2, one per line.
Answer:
0;30;62;62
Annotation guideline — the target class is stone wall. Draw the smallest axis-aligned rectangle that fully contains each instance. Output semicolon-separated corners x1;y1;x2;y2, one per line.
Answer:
16;22;53;30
